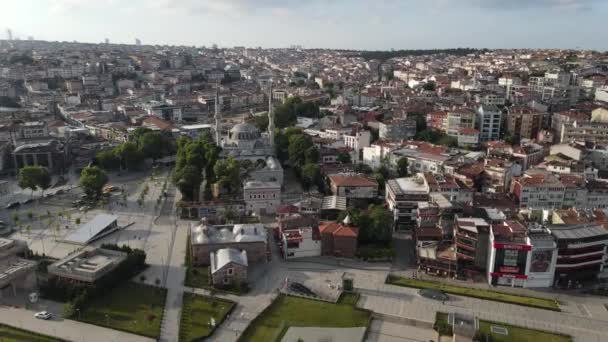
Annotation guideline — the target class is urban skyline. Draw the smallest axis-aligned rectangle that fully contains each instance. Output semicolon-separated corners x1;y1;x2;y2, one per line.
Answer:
1;0;607;50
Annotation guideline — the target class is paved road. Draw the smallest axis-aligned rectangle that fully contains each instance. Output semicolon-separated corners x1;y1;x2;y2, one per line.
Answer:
0;305;153;342
352;272;608;342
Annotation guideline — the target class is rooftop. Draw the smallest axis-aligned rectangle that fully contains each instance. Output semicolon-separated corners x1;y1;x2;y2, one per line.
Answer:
61;214;119;245
548;224;608;240
328;174;378;187
48;246;127;282
191;223;267;245
210;248;248;274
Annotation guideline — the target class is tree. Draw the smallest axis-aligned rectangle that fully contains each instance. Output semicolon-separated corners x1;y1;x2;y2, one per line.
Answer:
252;114;269;132
397;157;409;177
423;82;436;91
353;163;373;175
213;157;241;195
175;165;202;201
18;166;51;198
114;142;144;171
288;134;314;169
138;131;164;160
337;152;351;164
96;150;121;170
79;166;109;199
301;163;321;191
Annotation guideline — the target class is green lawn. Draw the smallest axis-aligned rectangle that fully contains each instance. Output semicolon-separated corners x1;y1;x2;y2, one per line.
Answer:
185;265;210;288
478;320;572;342
179;293;235;342
77;282;166;338
0;324;63;342
239;293;371;342
387;275;560;311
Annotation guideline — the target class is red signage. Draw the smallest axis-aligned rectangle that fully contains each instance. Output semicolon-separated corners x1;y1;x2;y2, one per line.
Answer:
493;242;532;251
490;272;528;280
499;266;520;273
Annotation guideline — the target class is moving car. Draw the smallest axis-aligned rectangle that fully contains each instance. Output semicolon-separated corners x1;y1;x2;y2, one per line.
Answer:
34;311;52;320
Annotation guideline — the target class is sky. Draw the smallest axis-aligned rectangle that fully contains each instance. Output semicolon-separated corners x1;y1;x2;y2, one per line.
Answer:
0;0;606;50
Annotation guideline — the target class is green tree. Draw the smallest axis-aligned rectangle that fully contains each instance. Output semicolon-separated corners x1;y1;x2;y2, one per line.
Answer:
301;163;321;191
114;142;144;171
252;114;269;132
79;166;109;199
138;131;164;160
423;81;436;91
397;157;409;177
213;157;241;195
131;127;152;142
337;152;351;164
175;165;201;201
353;163;373;175
96;150;121;170
18;166;51;198
288;134;314;169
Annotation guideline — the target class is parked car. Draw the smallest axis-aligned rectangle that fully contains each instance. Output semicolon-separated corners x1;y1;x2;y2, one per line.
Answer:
5;202;20;209
34;311;52;320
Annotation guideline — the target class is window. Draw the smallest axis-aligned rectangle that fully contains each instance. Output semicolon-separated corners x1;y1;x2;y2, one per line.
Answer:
223;278;229;284
227;268;234;275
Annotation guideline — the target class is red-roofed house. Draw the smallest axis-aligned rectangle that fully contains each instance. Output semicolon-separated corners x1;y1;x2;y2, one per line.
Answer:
328;175;378;199
318;221;359;258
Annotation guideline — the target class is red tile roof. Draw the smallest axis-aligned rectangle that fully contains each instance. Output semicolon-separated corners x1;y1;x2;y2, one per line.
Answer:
328;175;378;187
319;222;359;238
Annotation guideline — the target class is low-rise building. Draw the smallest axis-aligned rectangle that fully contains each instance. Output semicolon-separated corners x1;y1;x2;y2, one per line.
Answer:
328;174;378;199
243;181;281;215
318;218;359;258
48;247;127;284
210;248;248;288
190;222;268;266
0;238;37;298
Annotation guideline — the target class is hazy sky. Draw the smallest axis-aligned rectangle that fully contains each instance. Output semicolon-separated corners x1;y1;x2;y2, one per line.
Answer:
1;0;606;50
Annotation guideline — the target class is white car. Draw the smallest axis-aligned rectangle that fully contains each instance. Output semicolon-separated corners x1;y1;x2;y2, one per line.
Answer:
34;311;52;320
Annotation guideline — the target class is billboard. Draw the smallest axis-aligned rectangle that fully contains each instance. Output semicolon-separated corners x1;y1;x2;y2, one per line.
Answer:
530;249;553;273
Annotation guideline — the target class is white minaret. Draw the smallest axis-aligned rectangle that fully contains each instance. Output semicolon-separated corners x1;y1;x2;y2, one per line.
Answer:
267;82;275;148
215;86;221;145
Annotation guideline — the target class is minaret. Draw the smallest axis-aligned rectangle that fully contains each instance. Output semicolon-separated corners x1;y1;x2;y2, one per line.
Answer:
267;82;275;148
215;86;221;145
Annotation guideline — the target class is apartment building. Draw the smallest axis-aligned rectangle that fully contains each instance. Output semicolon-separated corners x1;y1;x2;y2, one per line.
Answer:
506;106;544;141
476;105;502;141
454;217;491;276
446;108;476;137
379;118;416;141
386;175;430;230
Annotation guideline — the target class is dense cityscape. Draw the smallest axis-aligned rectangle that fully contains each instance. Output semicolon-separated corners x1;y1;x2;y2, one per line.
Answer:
1;16;608;342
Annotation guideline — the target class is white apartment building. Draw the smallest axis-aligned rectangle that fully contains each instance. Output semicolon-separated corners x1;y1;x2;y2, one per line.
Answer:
476;105;502;142
282;227;322;259
446;109;476;137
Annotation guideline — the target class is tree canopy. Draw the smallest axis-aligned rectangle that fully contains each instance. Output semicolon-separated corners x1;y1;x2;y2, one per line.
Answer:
18;166;51;196
173;136;219;201
79;166;108;199
338;205;393;245
397;157;409;177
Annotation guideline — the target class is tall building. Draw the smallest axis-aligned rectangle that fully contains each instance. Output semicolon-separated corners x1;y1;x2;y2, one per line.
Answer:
135;38;141;46
506;106;544;141
476;105;502;142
